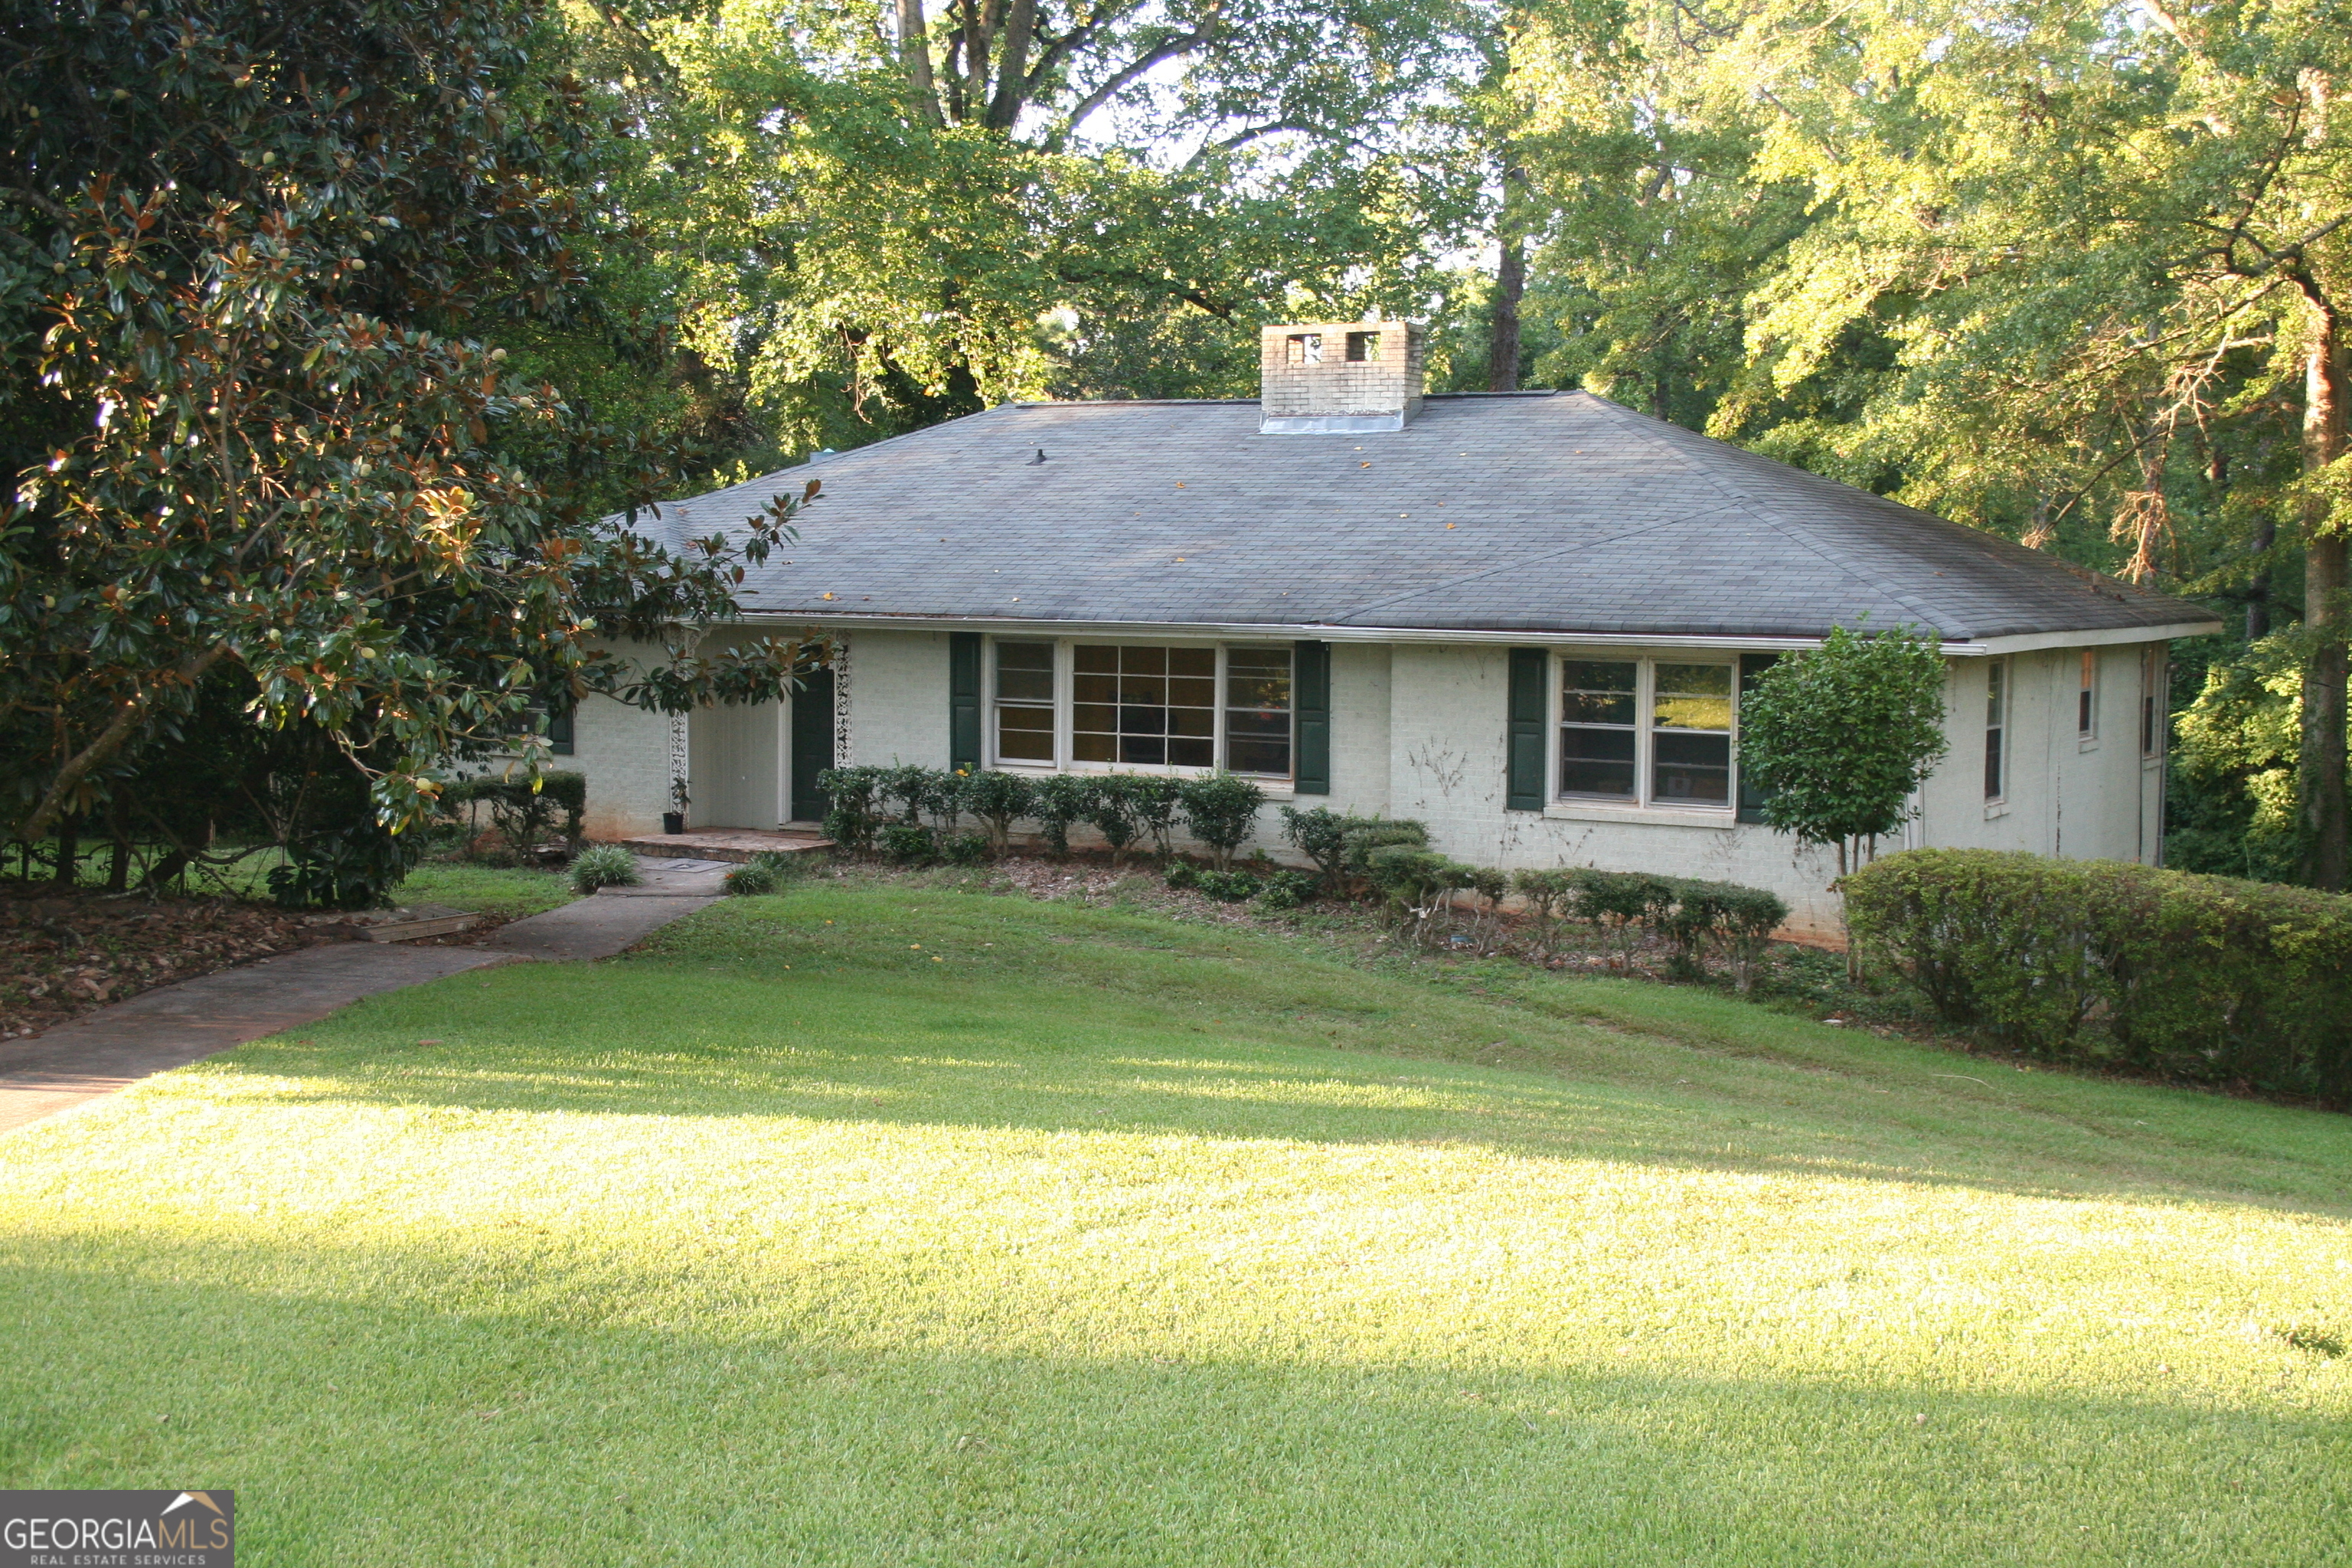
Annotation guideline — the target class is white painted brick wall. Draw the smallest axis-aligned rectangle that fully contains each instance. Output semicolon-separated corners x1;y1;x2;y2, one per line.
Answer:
570;628;2167;930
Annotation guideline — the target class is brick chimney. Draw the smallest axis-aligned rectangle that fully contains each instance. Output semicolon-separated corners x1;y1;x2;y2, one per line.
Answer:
1259;321;1426;433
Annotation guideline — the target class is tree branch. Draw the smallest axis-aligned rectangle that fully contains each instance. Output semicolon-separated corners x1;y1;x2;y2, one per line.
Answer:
11;642;234;844
1053;28;1214;145
0;185;77;224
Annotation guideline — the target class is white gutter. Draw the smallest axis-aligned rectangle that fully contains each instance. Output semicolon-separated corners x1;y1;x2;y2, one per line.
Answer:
1962;620;2220;655
721;609;2222;655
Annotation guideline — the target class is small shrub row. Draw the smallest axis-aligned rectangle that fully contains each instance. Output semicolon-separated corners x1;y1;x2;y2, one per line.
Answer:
1510;868;1788;988
816;766;1268;867
1165;861;1319;908
1844;848;2352;1101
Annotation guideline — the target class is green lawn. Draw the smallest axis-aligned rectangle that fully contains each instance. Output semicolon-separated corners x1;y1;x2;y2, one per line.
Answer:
2;884;2348;1566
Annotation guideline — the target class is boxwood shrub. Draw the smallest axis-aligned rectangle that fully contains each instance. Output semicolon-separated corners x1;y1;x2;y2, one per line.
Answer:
1844;848;2352;1102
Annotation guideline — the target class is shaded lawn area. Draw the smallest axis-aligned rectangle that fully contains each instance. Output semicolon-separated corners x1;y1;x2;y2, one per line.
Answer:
2;884;2349;1566
396;861;573;920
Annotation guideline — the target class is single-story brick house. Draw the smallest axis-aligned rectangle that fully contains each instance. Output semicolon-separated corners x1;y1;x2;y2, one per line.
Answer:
564;320;2220;936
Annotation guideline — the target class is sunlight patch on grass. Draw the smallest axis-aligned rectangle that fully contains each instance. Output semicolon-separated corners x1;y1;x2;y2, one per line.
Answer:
1;884;2348;1564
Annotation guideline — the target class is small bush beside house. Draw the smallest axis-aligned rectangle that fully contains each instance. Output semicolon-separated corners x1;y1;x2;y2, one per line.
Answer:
1847;848;2352;1102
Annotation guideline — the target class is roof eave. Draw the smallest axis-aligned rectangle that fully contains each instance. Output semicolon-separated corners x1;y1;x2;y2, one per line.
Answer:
720;609;2220;653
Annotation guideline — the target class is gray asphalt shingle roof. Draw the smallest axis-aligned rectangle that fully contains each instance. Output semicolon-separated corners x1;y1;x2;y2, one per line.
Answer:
640;390;2216;642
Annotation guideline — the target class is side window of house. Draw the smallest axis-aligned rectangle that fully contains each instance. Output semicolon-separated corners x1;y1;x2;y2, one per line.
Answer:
2078;648;2098;739
2140;647;2164;757
1556;658;1734;808
1984;660;2007;801
994;642;1055;762
1559;660;1638;800
1223;647;1294;777
544;703;574;756
1652;664;1733;805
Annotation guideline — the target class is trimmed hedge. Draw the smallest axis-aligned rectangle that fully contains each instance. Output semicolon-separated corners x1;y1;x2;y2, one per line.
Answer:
817;766;1266;865
1845;848;2352;1102
441;769;587;844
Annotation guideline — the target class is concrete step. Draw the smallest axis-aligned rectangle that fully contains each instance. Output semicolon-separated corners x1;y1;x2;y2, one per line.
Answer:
614;831;834;864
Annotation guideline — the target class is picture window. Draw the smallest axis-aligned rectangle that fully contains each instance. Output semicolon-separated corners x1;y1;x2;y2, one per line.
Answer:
998;641;1293;779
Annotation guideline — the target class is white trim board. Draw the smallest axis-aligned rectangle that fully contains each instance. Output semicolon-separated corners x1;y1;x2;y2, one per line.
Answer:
716;611;2222;656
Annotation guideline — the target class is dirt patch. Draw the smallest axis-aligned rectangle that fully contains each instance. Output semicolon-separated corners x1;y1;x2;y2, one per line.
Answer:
0;891;531;1040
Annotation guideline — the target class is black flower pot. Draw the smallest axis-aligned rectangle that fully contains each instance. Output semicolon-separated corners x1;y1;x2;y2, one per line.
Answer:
662;812;686;835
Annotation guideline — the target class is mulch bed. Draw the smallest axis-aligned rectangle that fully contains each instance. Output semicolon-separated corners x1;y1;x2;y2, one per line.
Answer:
0;890;531;1042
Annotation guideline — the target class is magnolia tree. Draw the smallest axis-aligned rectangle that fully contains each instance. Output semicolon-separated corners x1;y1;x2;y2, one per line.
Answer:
1;0;814;900
1738;625;1952;880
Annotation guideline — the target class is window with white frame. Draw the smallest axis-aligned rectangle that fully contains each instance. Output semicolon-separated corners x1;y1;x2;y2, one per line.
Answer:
1556;656;1736;809
2077;648;2099;739
2140;645;2165;758
991;640;1294;779
1984;659;2008;801
993;641;1056;761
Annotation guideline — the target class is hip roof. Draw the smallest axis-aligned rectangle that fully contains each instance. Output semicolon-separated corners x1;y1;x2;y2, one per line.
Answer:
632;390;2218;643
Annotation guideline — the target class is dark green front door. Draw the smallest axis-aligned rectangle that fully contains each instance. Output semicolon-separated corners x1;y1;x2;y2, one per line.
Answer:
789;668;835;824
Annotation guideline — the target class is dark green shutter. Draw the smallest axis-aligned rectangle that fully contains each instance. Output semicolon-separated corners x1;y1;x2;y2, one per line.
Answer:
1292;640;1331;795
1736;652;1780;823
949;632;982;772
1505;648;1547;812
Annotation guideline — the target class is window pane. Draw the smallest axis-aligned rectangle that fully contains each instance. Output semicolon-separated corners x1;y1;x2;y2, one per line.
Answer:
1122;645;1167;675
1653;731;1730;804
1076;645;1117;674
1073;731;1115;763
1167;647;1214;678
1561;726;1636;799
996;710;1053;761
1654;665;1733;731
1073;703;1116;735
1121;734;1167;766
1169;737;1216;768
1168;704;1215;738
1119;703;1168;735
1074;671;1116;704
1169;676;1215;709
998;669;1054;704
1119;674;1167;706
1226;709;1289;739
997;641;1053;673
1227;737;1287;776
1560;689;1631;725
1563;660;1637;694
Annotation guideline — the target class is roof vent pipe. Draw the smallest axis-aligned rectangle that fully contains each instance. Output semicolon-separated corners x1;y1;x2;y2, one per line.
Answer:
1259;320;1426;434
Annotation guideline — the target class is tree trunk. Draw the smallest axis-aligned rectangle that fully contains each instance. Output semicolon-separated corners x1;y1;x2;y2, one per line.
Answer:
1487;234;1524;392
2296;306;2349;890
106;800;130;894
896;0;944;126
52;812;79;890
2248;514;2275;641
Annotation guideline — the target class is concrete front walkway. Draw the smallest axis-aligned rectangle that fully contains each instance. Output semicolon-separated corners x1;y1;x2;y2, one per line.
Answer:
479;858;730;961
0;942;505;1136
0;858;733;1136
